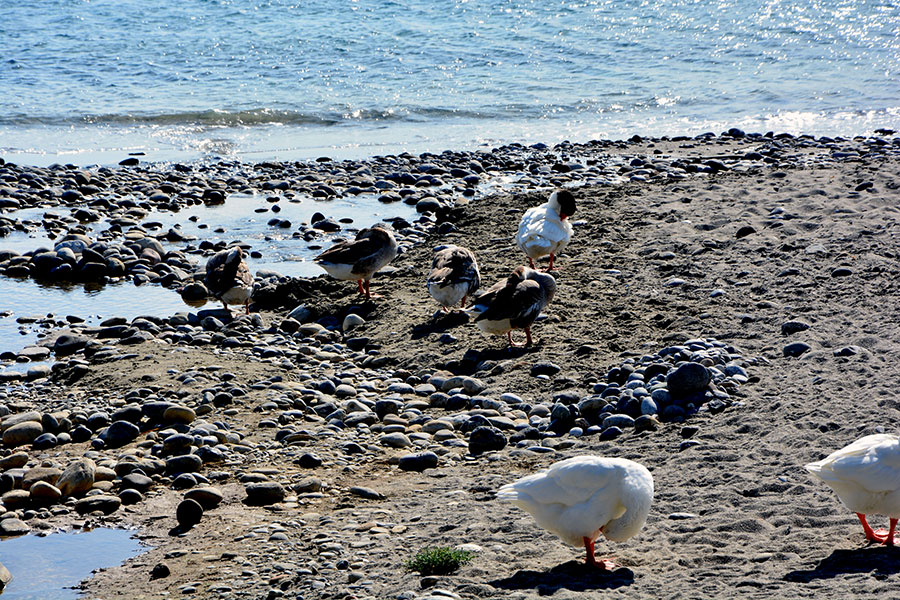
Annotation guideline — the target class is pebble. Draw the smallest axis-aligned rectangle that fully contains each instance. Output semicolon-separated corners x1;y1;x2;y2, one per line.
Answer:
398;451;439;472
783;342;812;357
176;499;204;530
244;482;286;506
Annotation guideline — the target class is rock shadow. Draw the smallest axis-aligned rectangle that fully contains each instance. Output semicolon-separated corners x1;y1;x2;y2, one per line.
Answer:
784;546;900;582
489;561;634;596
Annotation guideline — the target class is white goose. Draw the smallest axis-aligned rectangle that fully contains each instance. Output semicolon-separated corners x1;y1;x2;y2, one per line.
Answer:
497;456;653;570
427;245;480;311
205;246;254;314
468;265;555;347
516;189;576;271
806;434;900;545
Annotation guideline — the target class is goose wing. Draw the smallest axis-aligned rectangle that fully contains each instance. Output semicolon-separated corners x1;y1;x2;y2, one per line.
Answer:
498;457;623;507
428;247;480;292
807;435;900;493
474;278;544;327
206;247;247;294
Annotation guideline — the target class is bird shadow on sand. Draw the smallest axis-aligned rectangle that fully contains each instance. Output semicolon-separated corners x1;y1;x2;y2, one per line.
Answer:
411;311;470;339
489;561;634;596
784;546;900;582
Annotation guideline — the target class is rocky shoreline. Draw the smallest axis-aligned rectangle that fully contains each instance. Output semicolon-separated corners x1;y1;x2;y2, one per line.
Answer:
0;129;899;599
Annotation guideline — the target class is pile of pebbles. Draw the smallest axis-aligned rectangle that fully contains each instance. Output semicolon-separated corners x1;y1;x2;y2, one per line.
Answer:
2;129;896;291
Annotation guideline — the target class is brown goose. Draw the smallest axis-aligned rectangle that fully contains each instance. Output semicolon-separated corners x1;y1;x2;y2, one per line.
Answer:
314;225;398;300
426;245;480;311
468;266;556;347
205;246;253;314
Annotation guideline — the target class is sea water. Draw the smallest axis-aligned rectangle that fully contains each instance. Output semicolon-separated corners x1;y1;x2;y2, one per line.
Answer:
1;0;898;166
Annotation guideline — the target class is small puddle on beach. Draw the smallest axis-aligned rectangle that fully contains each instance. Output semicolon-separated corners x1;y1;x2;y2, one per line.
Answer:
0;528;144;599
0;276;188;358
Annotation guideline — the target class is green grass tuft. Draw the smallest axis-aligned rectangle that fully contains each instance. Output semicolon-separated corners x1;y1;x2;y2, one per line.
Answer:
405;546;474;576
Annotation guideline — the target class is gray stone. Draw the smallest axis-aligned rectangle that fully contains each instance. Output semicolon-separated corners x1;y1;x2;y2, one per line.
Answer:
166;454;203;474
666;363;711;396
0;517;29;536
184;486;224;509
2;421;43;447
348;486;384;500
379;432;412;448
74;494;121;515
58;458;96;497
244;482;286;506
783;342;812;357
781;320;810;335
103;420;140;448
0;560;10;591
468;426;507;455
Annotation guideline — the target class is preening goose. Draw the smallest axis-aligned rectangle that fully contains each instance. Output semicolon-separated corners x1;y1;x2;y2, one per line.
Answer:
497;455;653;570
426;245;480;311
806;434;900;545
516;189;576;271
205;246;253;314
468;265;555;347
314;225;398;300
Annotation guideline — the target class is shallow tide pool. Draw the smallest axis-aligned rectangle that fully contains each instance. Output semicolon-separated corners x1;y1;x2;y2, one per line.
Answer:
0;528;145;599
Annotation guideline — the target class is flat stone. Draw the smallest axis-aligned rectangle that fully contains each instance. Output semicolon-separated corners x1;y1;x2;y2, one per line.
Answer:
244;482;286;506
0;517;30;535
2;421;43;447
398;451;439;472
74;494;122;515
783;342;812;357
348;486;384;500
184;486;224;510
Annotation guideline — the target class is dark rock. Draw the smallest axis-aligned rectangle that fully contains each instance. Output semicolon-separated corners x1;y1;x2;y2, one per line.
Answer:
530;362;562;377
468;426;507;455
244;482;286;506
103;420;141;448
348;486;384;500
176;498;204;530
74;494;122;515
398;451;439;472
781;321;810;335
783;342;812;357
666;363;710;396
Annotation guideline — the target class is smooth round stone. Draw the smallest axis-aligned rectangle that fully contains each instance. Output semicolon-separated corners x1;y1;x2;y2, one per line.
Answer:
118;488;144;505
244;482;285;506
176;499;203;529
104;420;140;448
165;454;203;475
603;414;635;429
783;342;812;357
468;426;507;455
422;420;453;434
163;406;196;425
293;477;323;494
386;383;415;395
121;473;153;492
1;490;30;510
666;363;711;396
32;432;58;449
379;432;411;448
296;453;323;469
172;473;197;490
184;486;224;510
3;421;43;447
162;433;194;455
342;314;365;331
57;458;96;497
0;453;28;470
0;517;30;536
74;494;122;515
335;384;357;398
398;451;439;472
29;481;62;502
598;426;623;441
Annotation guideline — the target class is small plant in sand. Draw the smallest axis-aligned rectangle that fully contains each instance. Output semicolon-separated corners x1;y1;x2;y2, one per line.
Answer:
405;547;474;576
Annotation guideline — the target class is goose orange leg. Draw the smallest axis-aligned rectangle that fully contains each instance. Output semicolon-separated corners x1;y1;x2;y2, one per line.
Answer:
859;513;900;545
363;280;381;300
356;280;366;295
583;537;618;570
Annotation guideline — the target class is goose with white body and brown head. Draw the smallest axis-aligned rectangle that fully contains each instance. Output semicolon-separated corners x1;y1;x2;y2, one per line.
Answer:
205;246;254;314
426;245;480;311
467;265;555;347
314;224;398;300
498;455;654;570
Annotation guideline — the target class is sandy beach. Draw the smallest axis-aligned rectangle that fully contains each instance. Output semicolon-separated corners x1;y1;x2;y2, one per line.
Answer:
1;131;899;599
